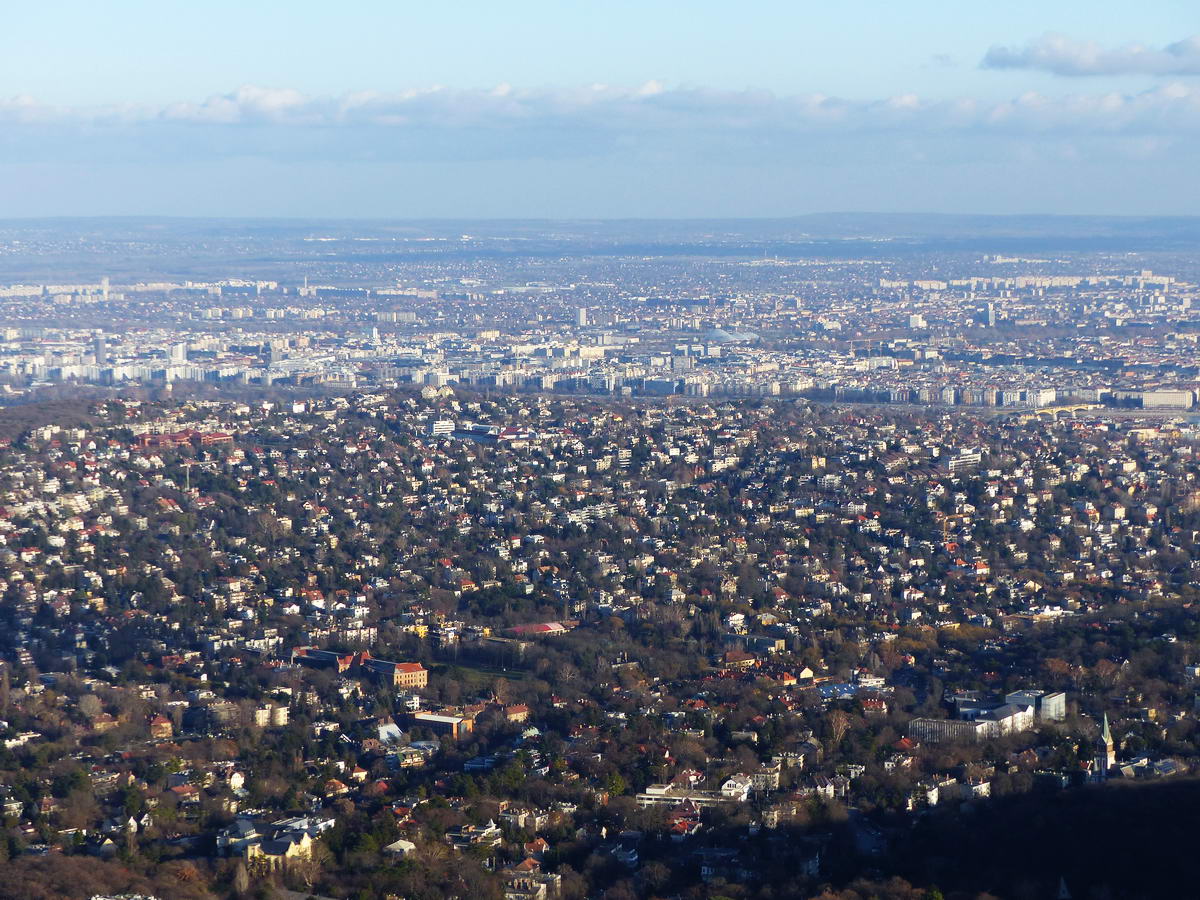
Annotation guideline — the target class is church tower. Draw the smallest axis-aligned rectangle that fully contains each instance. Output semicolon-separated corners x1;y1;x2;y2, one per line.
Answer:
1094;712;1116;780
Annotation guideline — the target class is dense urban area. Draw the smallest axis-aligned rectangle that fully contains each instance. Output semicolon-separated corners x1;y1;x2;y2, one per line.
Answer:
0;219;1198;900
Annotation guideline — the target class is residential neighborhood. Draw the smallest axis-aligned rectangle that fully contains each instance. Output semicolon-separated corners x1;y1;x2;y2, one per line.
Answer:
0;379;1195;898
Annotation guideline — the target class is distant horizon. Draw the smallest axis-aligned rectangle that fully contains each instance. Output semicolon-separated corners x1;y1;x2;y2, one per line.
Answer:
4;211;1200;223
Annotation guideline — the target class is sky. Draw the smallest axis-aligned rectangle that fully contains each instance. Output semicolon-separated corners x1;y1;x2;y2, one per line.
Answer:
1;1;1198;218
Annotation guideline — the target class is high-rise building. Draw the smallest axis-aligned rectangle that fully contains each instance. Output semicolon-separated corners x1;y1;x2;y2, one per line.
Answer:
93;334;108;366
575;307;589;328
985;302;997;327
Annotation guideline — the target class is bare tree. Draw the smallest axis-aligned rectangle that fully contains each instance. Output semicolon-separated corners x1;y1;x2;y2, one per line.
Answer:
232;861;250;897
827;709;851;754
290;840;332;890
77;693;103;720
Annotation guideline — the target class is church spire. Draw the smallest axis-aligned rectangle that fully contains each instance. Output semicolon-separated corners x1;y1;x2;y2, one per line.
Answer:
1094;711;1116;780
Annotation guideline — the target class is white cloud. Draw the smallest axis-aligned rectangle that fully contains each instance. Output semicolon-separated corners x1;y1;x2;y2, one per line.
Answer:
0;82;1197;169
161;86;315;124
7;81;1195;134
983;33;1200;77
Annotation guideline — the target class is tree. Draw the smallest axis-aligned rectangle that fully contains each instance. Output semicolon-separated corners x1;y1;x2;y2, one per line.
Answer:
605;772;628;797
291;840;332;890
492;677;510;704
77;693;102;720
58;789;99;831
232;860;250;897
827;708;851;754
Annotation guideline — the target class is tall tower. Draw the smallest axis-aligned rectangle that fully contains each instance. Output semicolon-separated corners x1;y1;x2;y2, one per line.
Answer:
1094;712;1116;780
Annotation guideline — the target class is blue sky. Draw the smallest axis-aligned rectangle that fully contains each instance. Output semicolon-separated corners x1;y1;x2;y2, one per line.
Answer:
1;1;1197;217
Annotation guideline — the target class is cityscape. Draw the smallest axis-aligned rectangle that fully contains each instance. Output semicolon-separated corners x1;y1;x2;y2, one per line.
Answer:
1;219;1198;416
0;219;1195;899
3;1;1200;899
